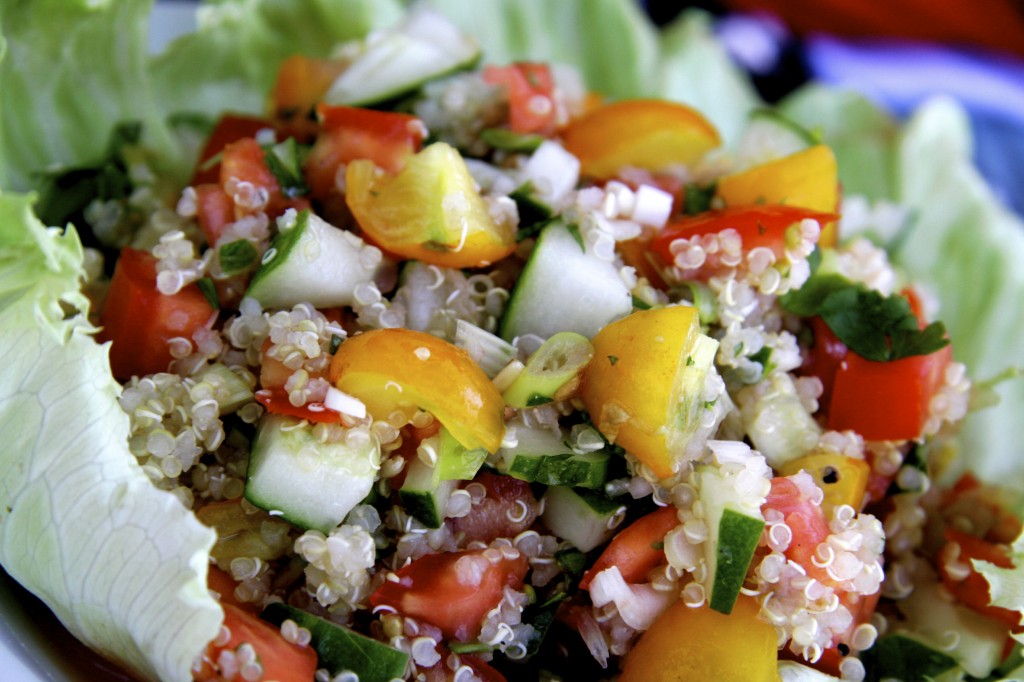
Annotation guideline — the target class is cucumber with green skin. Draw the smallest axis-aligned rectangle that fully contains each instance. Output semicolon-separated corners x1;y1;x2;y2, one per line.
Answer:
499;220;632;341
497;424;609;488
399;455;458;528
244;414;379;534
541;485;626;552
245;209;383;309
696;463;766;615
262;602;408;682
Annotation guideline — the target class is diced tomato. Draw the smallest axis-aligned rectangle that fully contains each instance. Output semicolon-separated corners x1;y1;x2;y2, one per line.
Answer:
270;54;348;141
649;205;837;279
800;316;848;415
940;473;1023;544
194;603;318;682
192;114;272;186
461;654;508;682
254;389;343;424
827;344;953;441
369;548;529;641
98;248;216;381
939;528;1022;630
579;504;678;590
482;62;558;135
450;471;540;544
219;137;282;209
194;183;236;247
796;590;880;676
304;104;425;202
764;475;833;586
206;566;258;614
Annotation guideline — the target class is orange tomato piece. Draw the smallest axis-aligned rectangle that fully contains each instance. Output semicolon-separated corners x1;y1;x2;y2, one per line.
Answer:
328;328;506;453
562;99;720;180
580;504;679;590
270;54;347;140
714;144;840;246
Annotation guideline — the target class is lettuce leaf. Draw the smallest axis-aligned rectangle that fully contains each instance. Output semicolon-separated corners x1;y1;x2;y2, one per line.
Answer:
0;191;222;682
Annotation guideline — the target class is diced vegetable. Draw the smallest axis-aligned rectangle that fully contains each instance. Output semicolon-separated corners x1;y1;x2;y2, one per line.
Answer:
618;596;778;682
346;142;516;268
501;331;594;407
98;247;216;380
562;99;721;179
580;306;724;479
541;486;626;553
244;414;380;534
368;547;528;641
714;144;840;246
778;451;871;515
194;603;318;682
482;62;558;135
580;504;679;590
496;423;609;489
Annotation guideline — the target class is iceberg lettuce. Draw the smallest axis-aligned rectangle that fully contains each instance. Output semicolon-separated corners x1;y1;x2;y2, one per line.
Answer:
2;0;1024;679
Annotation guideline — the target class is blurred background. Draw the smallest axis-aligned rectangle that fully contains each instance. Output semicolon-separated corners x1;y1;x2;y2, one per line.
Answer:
644;0;1024;216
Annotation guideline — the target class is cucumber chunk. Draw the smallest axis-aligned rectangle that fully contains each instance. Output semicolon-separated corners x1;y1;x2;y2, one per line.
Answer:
398;455;458;529
245;209;383;310
500;221;632;341
194;362;254;414
244;414;380;534
542;486;626;552
262;602;408;682
696;462;767;614
502;331;593;407
497;424;608;489
324;6;480;107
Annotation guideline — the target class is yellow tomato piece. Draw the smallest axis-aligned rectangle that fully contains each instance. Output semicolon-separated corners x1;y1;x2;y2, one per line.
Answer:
619;595;778;682
345;142;516;268
715;144;840;246
562;99;721;179
580;306;717;480
328;328;505;453
779;451;871;514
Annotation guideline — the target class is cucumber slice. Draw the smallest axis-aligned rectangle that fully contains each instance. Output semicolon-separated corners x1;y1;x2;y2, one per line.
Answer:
245;209;382;310
734;107;817;170
435;427;487;481
497;424;609;489
502;331;594;407
541;486;625;552
262;602;409;682
696;463;766;614
499;221;632;341
244;414;380;534
398;455;458;529
324;6;480;107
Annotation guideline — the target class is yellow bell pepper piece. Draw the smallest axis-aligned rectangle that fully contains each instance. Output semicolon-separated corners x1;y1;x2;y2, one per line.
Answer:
619;595;778;682
328;328;505;453
562;99;721;180
715;144;840;247
580;306;718;480
778;451;871;515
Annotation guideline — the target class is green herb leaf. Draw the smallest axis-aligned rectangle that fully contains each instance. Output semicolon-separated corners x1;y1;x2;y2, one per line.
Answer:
682;182;715;215
480;127;545;153
510;181;555;240
196;277;220;309
217;239;259;275
781;273;949;361
263;137;309;198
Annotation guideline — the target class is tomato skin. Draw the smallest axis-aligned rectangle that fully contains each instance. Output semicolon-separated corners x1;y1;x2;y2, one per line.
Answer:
649;204;837;278
369;548;529;641
194;603;318;682
450;471;540;544
939;528;1021;630
799;316;848;415
192;114;272;186
98;248;216;381
482;62;558;135
254;389;343;424
764;476;832;585
305;104;424;202
827;344;952;441
194;183;236;247
579;504;678;590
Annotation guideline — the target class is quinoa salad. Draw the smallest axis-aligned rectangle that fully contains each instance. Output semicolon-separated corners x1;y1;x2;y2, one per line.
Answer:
2;2;1024;682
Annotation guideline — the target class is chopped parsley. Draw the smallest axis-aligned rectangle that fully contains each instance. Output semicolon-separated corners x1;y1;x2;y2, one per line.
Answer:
781;272;949;362
217;239;259;275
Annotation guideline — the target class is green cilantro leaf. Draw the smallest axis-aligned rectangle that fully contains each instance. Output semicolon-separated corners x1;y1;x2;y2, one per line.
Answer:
781;273;949;361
